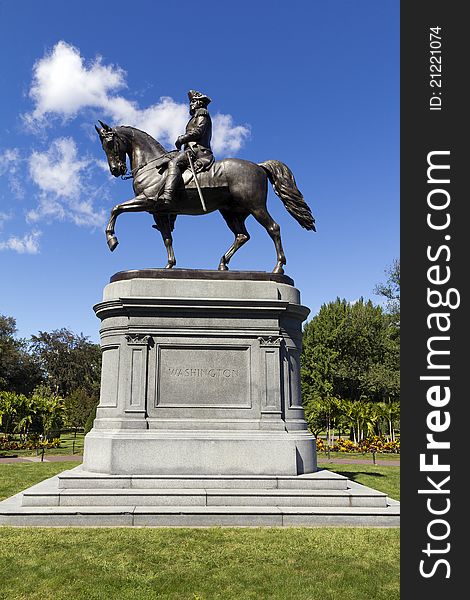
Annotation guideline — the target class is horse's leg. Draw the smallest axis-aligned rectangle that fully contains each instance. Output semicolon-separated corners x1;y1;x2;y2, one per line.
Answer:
105;209;119;251
152;214;176;269
223;161;285;273
218;210;250;271
251;207;286;274
105;195;149;251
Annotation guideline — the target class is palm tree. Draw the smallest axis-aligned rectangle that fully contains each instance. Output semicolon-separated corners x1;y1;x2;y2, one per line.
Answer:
14;395;36;441
338;399;379;443
375;401;400;441
32;386;65;440
0;391;22;435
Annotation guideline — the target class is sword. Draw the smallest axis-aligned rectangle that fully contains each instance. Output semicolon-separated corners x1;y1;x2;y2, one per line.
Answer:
185;150;207;212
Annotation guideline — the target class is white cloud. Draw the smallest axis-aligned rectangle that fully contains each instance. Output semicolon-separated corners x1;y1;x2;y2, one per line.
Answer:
24;41;250;156
29;137;87;198
0;230;41;254
0;212;12;230
0;148;21;175
25;41;126;126
212;114;251;154
27;137;106;227
0;147;25;198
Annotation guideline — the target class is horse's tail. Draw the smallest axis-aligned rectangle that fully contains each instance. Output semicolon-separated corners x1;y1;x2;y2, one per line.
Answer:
258;160;316;231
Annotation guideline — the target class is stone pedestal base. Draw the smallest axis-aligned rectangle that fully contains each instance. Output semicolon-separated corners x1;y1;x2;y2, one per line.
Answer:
85;270;316;476
83;430;316;475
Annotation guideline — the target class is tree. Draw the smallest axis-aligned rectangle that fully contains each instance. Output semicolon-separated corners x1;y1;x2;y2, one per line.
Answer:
31;385;65;440
337;399;380;443
84;402;98;435
64;388;99;435
310;397;342;444
301;332;342;443
0;391;22;434
301;298;399;404
301;297;400;441
0;315;43;395
14;394;36;441
374;258;400;325
375;401;400;441
360;361;400;404
30;328;101;397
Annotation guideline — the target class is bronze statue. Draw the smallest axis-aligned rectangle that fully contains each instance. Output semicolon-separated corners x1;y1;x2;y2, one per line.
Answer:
159;90;214;207
96;92;315;274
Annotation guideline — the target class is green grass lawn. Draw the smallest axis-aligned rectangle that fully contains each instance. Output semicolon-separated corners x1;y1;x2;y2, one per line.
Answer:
0;462;399;600
0;527;399;600
0;461;79;501
318;462;400;501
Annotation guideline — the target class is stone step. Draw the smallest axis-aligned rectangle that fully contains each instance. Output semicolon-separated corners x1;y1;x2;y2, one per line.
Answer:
0;469;399;527
57;467;349;490
0;503;400;528
22;480;388;509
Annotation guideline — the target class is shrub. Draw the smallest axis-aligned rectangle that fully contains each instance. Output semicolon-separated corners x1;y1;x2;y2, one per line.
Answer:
83;402;98;435
315;435;400;454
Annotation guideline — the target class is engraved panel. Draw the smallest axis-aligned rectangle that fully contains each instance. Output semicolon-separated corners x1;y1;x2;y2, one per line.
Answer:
287;348;303;408
100;346;119;407
264;348;279;409
156;345;251;408
130;348;144;407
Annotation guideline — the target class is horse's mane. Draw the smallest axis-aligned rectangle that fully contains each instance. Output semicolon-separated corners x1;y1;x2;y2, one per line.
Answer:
117;125;167;155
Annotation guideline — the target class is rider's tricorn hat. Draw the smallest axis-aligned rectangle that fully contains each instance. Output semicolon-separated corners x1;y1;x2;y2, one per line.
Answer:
188;90;211;106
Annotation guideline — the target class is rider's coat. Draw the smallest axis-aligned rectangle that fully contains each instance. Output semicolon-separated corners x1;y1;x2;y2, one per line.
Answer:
178;107;214;172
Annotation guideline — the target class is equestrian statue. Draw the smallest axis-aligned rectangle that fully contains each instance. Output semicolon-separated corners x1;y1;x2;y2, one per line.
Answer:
96;89;315;274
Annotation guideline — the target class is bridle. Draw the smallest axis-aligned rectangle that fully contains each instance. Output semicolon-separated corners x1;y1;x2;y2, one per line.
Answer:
104;127;175;180
102;129;129;178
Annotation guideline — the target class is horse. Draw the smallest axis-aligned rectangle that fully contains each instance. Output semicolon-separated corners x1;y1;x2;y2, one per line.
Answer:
96;121;315;274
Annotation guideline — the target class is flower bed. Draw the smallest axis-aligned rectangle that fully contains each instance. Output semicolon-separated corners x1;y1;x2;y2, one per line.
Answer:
316;435;400;454
0;435;61;451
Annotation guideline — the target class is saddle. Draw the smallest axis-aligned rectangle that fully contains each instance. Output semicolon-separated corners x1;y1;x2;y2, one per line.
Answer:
183;160;228;188
136;159;229;201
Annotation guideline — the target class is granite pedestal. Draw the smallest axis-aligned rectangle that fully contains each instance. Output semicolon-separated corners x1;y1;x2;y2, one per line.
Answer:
84;269;316;476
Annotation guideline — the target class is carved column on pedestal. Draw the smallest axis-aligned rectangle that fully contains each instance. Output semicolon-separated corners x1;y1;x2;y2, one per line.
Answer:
258;336;284;429
123;333;151;426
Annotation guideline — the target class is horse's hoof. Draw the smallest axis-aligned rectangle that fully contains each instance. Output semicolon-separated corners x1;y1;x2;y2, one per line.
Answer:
165;262;175;269
107;236;119;252
272;265;285;275
218;263;229;271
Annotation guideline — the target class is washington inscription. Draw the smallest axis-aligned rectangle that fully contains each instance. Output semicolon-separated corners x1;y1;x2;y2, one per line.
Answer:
156;345;250;407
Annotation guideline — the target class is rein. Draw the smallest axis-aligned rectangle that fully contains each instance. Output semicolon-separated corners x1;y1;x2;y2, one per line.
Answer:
120;152;175;180
110;128;175;180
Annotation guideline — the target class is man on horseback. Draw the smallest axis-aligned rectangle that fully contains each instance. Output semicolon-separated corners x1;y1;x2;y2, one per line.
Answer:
97;91;315;273
158;90;214;206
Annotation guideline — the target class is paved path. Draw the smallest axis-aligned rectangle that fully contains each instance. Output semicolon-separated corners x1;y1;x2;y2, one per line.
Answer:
0;454;83;464
318;457;400;466
0;454;399;467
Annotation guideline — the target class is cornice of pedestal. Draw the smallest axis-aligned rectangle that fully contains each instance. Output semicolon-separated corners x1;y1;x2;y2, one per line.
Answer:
94;296;310;322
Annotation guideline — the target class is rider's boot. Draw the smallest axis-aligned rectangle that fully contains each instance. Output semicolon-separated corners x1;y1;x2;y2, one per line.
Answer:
158;166;180;206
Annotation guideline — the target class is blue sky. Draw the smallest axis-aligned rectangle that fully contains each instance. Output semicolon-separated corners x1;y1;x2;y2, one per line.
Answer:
0;0;399;343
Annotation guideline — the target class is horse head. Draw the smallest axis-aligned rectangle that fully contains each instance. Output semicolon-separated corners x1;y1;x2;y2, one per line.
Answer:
95;121;128;177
